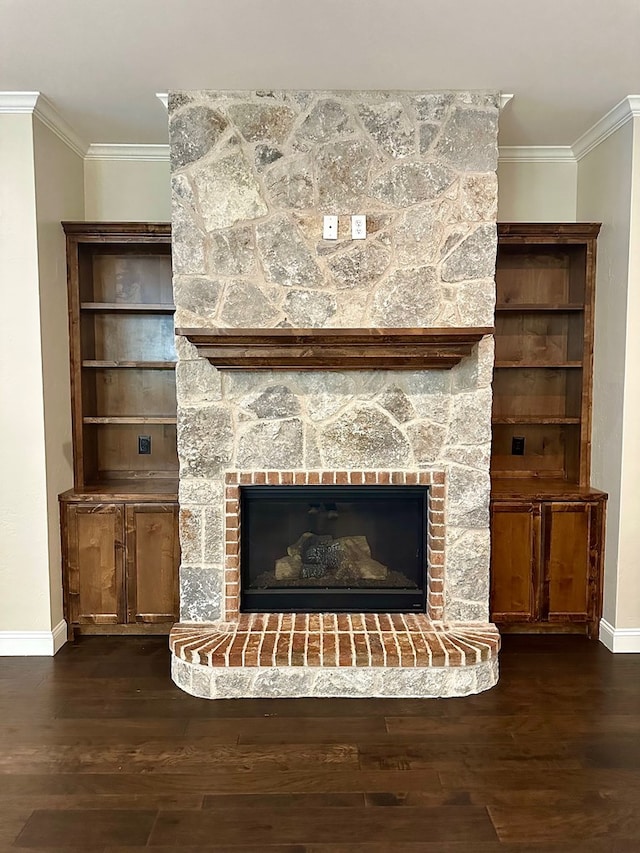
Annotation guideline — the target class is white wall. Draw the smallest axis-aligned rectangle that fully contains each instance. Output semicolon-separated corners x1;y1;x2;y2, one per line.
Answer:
622;119;640;629
1;145;162;653
0;114;83;654
84;158;170;221
33;118;84;628
577;118;639;635
0;115;53;640
497;159;577;221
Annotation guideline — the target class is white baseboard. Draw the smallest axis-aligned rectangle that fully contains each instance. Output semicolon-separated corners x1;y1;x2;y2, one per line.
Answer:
52;619;68;654
0;619;68;656
599;619;640;653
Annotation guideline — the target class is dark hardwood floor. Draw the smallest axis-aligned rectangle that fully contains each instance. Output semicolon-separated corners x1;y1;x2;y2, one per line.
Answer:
2;635;640;851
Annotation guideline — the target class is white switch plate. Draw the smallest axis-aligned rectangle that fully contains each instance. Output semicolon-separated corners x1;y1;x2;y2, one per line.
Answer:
323;215;338;240
351;215;366;240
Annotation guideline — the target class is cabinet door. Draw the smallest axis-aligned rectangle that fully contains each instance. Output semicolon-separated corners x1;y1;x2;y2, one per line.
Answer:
125;504;179;624
64;504;125;625
490;501;541;622
544;501;602;626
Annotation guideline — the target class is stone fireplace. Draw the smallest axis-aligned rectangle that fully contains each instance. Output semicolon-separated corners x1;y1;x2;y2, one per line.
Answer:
167;89;501;699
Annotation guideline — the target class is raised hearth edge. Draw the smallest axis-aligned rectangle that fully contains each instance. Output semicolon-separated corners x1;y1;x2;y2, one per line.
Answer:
170;616;500;699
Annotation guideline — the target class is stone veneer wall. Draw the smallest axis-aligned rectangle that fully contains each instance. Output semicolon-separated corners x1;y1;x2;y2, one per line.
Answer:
168;90;499;626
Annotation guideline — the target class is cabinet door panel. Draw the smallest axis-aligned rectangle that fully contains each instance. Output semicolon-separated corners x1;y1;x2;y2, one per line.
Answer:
545;502;595;622
125;504;179;623
65;504;125;624
490;502;541;621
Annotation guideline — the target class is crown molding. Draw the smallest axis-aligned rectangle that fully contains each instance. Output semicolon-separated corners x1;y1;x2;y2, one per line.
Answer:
499;96;640;164
34;95;87;158
85;143;169;162
498;145;575;163
0;91;87;157
0;91;40;111
573;95;640;161
4;91;638;167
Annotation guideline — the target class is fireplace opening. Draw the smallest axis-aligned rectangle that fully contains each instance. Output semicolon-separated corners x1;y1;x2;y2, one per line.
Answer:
240;485;428;613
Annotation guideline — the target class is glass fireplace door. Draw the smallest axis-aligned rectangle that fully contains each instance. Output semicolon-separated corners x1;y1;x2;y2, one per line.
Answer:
240;485;428;613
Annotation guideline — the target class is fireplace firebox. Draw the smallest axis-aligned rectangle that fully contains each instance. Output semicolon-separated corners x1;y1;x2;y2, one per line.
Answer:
240;485;428;613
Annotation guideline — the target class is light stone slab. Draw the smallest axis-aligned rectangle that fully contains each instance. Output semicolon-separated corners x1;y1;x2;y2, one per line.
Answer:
192;151;269;230
171;656;499;700
169;106;228;170
296;98;357;142
320;406;411;469
179;566;223;622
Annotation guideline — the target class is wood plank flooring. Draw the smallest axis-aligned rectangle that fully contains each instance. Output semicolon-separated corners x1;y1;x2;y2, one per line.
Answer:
1;635;640;851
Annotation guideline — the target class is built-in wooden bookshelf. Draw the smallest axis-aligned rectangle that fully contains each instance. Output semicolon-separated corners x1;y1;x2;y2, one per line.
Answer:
491;224;599;485
59;223;179;636
490;223;606;637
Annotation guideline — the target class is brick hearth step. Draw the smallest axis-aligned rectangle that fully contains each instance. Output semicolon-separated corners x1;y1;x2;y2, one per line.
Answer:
170;614;500;700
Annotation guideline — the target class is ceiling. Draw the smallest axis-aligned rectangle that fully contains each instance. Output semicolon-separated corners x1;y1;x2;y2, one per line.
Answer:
1;0;638;148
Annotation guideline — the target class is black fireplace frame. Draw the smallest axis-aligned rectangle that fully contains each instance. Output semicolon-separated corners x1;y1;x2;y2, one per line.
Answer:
239;484;429;613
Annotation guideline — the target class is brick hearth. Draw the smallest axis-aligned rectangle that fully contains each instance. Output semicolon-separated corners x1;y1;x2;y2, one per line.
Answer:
170;616;499;699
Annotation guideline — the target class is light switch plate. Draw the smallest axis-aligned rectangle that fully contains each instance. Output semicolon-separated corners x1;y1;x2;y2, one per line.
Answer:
323;215;338;240
351;215;366;240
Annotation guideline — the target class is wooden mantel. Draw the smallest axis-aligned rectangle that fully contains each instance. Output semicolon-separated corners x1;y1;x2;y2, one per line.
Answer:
176;327;493;370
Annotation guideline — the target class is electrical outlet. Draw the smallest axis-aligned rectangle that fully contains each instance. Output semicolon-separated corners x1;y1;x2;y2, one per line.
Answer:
511;436;525;456
351;215;366;240
323;215;338;240
138;435;152;455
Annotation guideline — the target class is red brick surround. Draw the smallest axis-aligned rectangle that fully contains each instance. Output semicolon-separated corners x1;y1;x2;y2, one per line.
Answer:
223;469;446;623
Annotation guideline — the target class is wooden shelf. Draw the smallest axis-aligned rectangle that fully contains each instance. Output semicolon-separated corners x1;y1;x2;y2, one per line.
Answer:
497;222;601;242
177;327;493;370
62;221;171;240
492;416;581;425
491;478;606;501
493;224;597;486
496;303;584;312
60;480;179;501
494;361;583;369
81;302;175;313
82;360;176;369
83;416;177;425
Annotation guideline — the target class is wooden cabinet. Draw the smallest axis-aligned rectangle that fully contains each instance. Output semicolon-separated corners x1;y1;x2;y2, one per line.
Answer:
491;489;605;636
125;504;180;625
61;498;179;633
490;500;540;624
60;223;179;636
490;224;607;636
64;504;125;626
